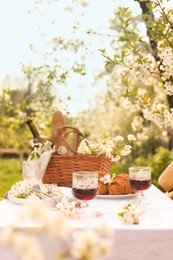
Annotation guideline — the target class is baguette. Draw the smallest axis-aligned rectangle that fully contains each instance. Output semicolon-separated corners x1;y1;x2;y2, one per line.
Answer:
51;110;72;154
158;161;173;191
51;110;65;146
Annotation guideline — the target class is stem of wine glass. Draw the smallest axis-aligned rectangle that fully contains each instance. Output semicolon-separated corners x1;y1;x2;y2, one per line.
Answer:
137;190;144;205
137;190;150;208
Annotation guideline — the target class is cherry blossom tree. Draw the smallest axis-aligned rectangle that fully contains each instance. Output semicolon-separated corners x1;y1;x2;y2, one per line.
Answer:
100;0;173;129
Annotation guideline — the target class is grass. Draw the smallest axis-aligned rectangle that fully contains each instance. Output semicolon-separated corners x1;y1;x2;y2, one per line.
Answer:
0;158;23;199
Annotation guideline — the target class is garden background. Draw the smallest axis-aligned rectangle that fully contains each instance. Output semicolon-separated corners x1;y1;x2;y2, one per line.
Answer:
1;0;173;199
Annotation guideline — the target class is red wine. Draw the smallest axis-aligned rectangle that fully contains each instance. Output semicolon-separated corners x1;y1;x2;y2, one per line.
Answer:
72;188;98;201
129;179;152;191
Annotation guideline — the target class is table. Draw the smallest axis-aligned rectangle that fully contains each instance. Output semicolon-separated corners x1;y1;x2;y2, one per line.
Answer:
0;185;173;260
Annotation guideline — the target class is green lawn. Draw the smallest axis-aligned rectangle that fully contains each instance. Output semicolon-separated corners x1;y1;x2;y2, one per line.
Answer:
0;158;23;199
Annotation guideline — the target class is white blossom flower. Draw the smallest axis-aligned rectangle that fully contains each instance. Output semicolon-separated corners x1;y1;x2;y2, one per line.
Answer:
164;81;173;96
8;180;33;198
123;97;132;108
30;140;53;160
77;134;135;161
137;88;147;96
118;202;144;225
71;229;99;259
58;146;68;154
131;116;144;132
127;134;136;141
111;155;121;162
56;196;86;219
71;229;112;260
120;145;132;156
100;173;116;185
114;135;124;142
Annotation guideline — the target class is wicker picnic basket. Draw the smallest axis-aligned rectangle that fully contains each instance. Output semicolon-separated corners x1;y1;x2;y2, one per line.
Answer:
42;110;112;187
42;153;112;187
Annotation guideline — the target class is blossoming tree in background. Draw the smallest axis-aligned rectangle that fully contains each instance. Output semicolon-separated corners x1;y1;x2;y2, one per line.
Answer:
73;0;173;182
100;0;173;129
71;1;173;159
1;0;173;178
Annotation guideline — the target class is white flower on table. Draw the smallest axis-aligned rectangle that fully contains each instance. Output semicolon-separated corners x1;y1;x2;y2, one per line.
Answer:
71;229;112;260
56;197;87;219
8;180;33;198
118;202;144;225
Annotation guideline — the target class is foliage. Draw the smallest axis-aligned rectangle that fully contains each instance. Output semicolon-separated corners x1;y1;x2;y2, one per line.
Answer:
1;1;171;151
0;0;103;150
110;145;173;191
134;146;173;190
0;72;56;150
101;0;173;129
0;158;22;199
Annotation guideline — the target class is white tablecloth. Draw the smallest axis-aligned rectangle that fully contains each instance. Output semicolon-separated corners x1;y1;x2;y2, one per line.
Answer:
1;185;173;260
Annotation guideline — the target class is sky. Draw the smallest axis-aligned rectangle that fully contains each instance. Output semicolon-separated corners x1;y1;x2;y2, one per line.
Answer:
0;0;117;114
0;0;142;76
0;0;159;115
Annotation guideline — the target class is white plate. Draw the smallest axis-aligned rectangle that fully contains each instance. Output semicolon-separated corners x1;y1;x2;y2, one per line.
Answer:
97;194;137;199
8;194;35;205
7;187;73;205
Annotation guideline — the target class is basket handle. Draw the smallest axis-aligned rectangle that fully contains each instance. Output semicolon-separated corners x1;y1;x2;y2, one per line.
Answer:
56;125;84;154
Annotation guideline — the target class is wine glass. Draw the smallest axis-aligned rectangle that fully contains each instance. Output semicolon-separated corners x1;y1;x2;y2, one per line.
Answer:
129;166;152;205
71;171;98;203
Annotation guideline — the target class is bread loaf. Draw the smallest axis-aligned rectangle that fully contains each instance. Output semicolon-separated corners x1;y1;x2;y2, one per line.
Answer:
158;161;173;191
51;110;65;146
50;110;72;154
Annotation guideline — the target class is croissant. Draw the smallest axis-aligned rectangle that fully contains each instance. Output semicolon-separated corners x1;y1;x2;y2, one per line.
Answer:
98;172;136;195
98;171;108;194
98;183;108;194
108;174;136;195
